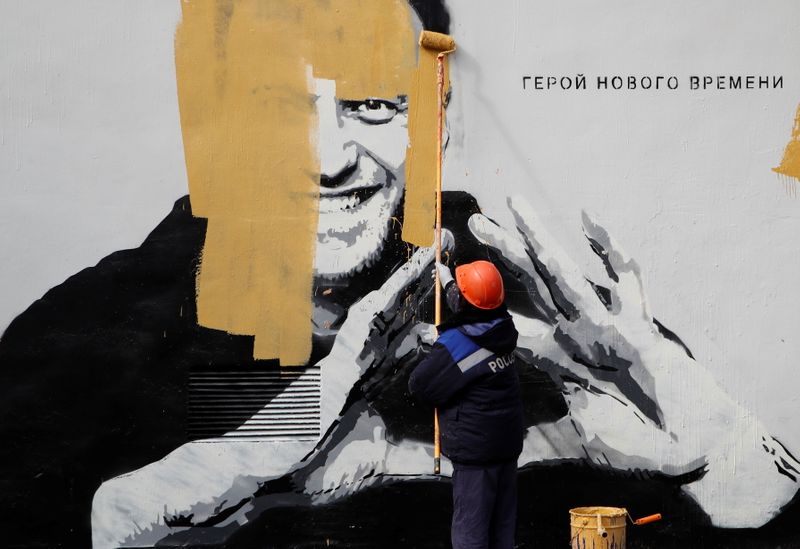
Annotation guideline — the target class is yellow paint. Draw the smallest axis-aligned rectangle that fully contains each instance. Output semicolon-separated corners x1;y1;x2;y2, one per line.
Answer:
403;44;449;247
773;103;800;181
175;0;429;364
305;1;416;99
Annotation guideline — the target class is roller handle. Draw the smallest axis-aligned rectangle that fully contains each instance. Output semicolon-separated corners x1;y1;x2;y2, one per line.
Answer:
633;513;662;526
432;42;447;477
434;406;441;474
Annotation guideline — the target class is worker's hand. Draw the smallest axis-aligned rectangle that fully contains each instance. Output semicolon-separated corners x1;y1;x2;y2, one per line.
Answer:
435;261;454;289
468;195;799;527
317;231;454;433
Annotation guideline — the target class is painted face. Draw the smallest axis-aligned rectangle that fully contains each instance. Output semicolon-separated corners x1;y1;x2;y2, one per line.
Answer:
312;78;410;278
176;0;424;361
312;7;423;279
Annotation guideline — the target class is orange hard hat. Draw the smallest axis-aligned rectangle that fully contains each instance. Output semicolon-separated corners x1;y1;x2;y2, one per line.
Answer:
455;260;505;310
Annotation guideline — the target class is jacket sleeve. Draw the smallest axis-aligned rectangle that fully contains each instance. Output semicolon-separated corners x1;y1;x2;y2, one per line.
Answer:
408;342;469;407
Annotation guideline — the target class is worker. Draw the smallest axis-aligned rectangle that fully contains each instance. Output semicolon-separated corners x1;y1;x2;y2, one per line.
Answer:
409;259;524;549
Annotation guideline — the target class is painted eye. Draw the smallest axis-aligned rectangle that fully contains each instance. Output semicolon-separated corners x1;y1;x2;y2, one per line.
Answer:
341;98;407;125
356;99;396;123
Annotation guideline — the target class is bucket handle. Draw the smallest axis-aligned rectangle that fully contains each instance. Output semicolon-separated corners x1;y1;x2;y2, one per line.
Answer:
596;513;607;537
569;518;591;547
568;513;614;546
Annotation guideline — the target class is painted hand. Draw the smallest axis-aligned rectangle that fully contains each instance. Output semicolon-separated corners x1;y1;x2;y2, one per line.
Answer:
469;195;799;527
292;232;456;500
92;236;456;549
317;231;453;434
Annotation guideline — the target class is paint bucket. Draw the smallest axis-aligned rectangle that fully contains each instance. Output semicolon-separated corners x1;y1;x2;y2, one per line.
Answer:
569;506;627;549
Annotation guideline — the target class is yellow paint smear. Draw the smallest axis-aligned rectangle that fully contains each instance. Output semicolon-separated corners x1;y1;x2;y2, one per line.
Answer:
175;0;426;365
403;44;449;247
773;103;800;181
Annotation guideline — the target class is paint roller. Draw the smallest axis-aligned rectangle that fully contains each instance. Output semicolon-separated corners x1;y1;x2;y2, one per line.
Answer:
419;30;455;476
419;30;456;53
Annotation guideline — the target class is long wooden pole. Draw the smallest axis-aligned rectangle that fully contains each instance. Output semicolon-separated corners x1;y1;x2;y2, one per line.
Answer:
433;51;445;476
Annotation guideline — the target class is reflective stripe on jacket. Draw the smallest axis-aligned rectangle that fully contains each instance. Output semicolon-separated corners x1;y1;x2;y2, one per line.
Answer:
409;315;524;466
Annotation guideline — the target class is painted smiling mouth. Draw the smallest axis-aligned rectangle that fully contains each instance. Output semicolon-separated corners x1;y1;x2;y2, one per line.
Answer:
319;185;382;212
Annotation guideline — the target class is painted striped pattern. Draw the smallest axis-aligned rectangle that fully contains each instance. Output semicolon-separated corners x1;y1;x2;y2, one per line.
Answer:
188;366;321;441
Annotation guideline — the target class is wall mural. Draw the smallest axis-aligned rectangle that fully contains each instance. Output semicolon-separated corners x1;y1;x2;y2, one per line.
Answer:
1;1;800;548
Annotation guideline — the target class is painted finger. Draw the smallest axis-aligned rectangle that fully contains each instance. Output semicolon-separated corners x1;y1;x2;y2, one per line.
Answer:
581;210;621;282
468;213;536;274
510;312;556;352
507;194;596;320
581;210;650;319
351;243;436;321
329;244;436;365
469;213;559;319
371;228;454;321
440;228;455;253
412;321;438;347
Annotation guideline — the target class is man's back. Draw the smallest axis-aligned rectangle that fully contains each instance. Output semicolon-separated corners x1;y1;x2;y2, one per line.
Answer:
409;313;524;466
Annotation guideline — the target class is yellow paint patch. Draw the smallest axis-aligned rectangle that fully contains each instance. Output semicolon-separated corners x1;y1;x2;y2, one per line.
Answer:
175;0;424;365
403;44;449;247
773;103;800;181
306;1;416;99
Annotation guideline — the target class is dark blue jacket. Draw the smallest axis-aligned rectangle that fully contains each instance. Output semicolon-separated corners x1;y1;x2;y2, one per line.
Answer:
408;312;524;466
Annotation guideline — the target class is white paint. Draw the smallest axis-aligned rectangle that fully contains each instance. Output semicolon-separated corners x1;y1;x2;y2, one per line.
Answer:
91;440;314;549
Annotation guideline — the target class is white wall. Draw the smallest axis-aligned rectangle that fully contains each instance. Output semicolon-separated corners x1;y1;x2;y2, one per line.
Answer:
0;0;187;325
446;0;800;453
1;0;799;455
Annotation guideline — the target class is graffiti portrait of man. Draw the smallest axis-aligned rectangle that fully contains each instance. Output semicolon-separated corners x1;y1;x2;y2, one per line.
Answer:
1;1;800;548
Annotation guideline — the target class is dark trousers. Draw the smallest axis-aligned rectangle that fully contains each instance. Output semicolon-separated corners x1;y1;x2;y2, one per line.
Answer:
451;460;518;549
